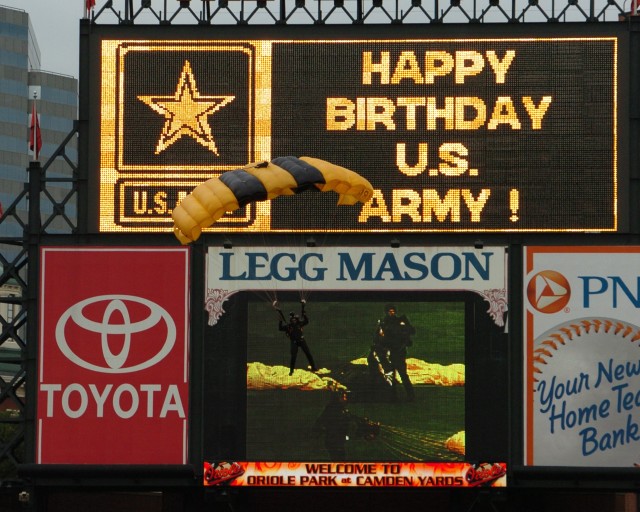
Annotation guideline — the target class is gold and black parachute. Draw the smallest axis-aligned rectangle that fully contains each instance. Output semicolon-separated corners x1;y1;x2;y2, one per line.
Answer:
172;156;374;244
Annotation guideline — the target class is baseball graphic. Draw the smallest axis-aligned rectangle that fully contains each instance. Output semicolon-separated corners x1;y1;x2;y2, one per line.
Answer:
531;317;640;466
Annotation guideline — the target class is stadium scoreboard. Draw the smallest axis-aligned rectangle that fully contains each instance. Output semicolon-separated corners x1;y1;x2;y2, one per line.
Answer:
88;24;626;234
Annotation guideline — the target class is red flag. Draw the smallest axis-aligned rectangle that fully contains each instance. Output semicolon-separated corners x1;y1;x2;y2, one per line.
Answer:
29;101;42;160
86;0;96;9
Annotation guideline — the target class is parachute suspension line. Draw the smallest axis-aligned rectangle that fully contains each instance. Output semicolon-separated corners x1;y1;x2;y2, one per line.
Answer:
295;198;353;304
376;424;452;461
269;296;289;370
262;244;281;308
251;288;279;309
244;240;281;309
295;234;310;305
272;300;286;323
272;297;296;371
299;288;312;304
273;233;314;307
302;231;324;306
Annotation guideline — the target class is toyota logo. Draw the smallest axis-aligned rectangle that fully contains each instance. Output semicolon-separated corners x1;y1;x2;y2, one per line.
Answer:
526;270;571;314
55;295;176;373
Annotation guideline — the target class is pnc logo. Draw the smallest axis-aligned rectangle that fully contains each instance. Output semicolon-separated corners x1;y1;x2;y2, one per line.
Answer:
526;270;571;314
55;295;176;374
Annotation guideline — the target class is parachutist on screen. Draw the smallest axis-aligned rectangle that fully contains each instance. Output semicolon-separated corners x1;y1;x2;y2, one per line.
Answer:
277;300;317;376
372;304;416;402
314;388;380;460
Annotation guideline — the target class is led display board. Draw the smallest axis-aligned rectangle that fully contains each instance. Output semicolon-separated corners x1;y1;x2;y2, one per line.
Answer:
88;24;626;234
201;246;508;487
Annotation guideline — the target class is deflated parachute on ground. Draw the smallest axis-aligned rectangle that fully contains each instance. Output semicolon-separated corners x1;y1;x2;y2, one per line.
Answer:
172;156;374;244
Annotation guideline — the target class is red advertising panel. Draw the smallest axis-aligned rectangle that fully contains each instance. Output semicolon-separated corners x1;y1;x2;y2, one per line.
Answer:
37;247;190;464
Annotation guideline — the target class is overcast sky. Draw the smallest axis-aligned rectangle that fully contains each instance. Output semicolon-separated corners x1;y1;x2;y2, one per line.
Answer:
1;1;83;78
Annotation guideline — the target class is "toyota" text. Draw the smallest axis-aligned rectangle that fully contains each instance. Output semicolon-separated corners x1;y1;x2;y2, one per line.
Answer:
39;383;185;418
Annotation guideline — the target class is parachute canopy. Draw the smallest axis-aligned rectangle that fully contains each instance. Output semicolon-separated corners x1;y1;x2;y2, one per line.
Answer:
172;156;374;244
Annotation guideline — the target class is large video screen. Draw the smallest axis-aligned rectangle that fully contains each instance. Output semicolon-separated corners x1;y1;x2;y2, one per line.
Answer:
200;246;508;487
87;24;626;234
246;298;465;462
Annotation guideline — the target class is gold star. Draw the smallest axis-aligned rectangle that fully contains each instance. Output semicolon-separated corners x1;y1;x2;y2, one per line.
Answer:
138;60;234;156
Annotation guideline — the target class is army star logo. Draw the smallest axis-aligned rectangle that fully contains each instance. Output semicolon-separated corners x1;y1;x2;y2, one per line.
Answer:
138;60;234;156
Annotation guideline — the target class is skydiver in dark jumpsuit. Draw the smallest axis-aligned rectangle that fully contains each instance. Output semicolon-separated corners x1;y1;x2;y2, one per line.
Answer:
314;389;380;460
314;389;351;460
276;300;318;375
373;304;416;401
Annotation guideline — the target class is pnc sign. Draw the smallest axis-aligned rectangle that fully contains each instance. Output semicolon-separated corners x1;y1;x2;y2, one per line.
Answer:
523;246;640;467
526;270;571;314
37;247;190;464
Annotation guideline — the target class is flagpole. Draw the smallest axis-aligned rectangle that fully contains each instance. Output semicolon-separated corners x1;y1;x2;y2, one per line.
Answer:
31;92;37;162
85;0;96;19
29;88;41;162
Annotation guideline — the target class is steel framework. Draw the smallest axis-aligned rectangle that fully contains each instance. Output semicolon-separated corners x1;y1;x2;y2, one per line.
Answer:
91;0;632;25
0;0;635;485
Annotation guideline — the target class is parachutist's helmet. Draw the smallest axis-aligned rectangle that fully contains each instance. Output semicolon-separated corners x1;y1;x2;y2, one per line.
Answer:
290;312;299;322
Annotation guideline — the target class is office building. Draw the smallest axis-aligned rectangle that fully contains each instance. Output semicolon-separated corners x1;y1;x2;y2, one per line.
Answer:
0;4;78;255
